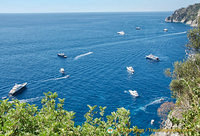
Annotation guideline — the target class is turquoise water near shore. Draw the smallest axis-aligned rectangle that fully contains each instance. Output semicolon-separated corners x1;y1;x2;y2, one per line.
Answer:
0;12;191;134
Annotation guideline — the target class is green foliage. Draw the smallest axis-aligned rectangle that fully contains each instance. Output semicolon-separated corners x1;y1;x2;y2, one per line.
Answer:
187;27;200;51
0;92;141;136
166;25;200;135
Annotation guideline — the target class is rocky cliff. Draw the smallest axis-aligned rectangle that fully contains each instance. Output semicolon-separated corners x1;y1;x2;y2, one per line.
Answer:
165;3;200;27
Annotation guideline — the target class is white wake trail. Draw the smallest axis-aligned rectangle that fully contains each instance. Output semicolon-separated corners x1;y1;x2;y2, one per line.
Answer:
74;52;93;60
41;75;70;82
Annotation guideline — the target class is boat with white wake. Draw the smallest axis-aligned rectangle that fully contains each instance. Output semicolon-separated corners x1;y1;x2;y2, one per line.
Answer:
9;82;27;96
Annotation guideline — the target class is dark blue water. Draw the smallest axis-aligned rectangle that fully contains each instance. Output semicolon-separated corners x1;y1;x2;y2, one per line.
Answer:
0;12;191;134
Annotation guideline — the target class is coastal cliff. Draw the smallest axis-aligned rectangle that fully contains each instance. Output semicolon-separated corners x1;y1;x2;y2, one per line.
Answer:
165;3;200;27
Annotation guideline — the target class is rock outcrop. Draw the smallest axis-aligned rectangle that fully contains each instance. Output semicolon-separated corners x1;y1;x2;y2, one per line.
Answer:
165;3;200;27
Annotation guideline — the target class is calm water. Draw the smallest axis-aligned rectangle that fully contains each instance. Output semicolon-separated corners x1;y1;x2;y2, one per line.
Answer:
0;12;191;134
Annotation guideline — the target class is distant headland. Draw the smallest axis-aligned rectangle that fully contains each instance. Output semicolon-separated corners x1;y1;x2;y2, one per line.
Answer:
165;3;200;27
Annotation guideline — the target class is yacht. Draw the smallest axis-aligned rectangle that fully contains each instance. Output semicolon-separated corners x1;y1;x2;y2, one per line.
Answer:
9;82;27;96
163;28;168;32
117;31;125;35
146;54;159;61
57;53;67;58
59;68;65;74
129;90;139;97
126;66;134;73
136;27;141;30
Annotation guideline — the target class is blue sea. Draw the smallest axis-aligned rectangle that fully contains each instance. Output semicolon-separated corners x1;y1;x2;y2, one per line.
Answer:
0;12;191;134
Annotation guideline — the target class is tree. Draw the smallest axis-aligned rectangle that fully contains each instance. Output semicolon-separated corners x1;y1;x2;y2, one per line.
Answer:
0;92;141;136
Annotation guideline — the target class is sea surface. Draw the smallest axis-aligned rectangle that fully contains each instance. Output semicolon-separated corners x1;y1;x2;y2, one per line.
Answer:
0;12;191;135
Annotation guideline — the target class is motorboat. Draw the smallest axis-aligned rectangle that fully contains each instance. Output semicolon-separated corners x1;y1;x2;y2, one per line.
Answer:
151;119;155;125
9;82;27;96
57;53;67;58
117;31;125;35
126;66;134;73
136;27;141;30
59;68;65;74
159;98;164;102
163;28;168;32
129;90;139;97
146;54;159;61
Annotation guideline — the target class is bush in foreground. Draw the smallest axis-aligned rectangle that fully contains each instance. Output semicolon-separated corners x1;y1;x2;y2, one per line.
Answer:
0;92;141;136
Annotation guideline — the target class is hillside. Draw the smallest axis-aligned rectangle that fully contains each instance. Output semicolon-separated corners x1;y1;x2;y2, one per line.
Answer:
165;3;200;27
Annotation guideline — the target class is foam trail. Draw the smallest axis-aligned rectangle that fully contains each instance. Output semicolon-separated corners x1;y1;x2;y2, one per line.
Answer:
70;31;187;50
9;97;43;103
158;31;187;38
19;97;43;103
41;75;70;82
74;52;93;60
140;97;166;111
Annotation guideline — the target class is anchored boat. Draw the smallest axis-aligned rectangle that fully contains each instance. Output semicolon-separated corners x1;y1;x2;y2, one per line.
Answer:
57;53;67;58
146;54;159;61
126;66;134;73
117;31;125;35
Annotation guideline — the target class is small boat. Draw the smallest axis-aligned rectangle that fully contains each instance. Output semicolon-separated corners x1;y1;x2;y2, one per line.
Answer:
126;66;134;73
57;53;67;58
59;68;65;74
163;28;168;32
151;119;155;125
117;31;125;35
129;90;139;97
1;96;7;100
136;27;141;30
159;98;164;102
146;54;159;61
9;82;27;96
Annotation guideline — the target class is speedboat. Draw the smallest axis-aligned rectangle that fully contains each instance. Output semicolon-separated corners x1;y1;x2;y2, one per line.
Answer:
136;27;141;30
146;54;159;61
163;28;168;32
57;53;67;58
129;90;139;97
151;119;155;125
9;82;27;96
117;31;125;35
126;66;134;73
59;68;65;74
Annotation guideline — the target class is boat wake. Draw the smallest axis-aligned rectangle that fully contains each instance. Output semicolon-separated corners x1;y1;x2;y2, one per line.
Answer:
140;97;166;111
9;96;43;103
41;75;70;82
19;96;43;103
74;52;93;60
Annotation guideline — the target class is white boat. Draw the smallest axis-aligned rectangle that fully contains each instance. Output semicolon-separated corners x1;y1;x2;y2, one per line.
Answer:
117;31;125;35
129;90;139;97
59;68;65;74
126;66;134;73
151;119;155;125
136;27;141;30
57;53;67;58
9;82;27;96
146;54;159;61
163;28;168;32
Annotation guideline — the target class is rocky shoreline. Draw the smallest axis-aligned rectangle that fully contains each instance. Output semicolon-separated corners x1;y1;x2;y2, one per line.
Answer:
165;3;200;27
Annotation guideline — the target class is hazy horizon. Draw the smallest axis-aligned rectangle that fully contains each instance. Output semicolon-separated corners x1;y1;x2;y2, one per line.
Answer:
0;0;199;13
